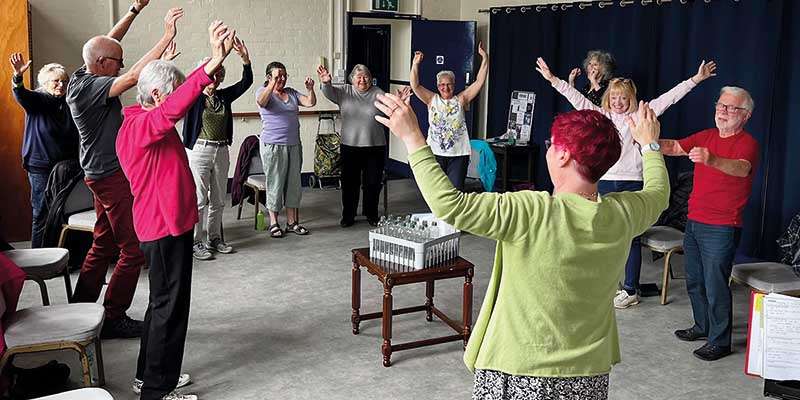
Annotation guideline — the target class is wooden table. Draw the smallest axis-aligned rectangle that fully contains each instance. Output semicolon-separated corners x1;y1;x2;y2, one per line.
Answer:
350;248;474;367
490;143;538;192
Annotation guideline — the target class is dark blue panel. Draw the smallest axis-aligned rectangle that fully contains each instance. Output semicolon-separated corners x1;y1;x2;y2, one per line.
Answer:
411;20;477;136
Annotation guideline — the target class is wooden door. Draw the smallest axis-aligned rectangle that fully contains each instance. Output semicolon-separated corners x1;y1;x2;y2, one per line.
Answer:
0;0;32;242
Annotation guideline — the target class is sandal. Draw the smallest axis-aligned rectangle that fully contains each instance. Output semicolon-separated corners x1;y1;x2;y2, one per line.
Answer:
286;222;309;235
268;223;284;238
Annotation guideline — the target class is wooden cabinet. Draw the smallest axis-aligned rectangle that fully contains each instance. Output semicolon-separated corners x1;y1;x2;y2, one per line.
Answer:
0;0;32;241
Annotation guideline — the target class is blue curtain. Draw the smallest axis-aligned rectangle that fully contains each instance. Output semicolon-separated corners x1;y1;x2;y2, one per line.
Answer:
487;0;800;260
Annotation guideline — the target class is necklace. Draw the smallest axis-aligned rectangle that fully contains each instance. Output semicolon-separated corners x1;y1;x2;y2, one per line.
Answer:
578;191;599;201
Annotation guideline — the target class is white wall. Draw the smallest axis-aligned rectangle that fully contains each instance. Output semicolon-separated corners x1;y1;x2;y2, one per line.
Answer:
28;0;463;176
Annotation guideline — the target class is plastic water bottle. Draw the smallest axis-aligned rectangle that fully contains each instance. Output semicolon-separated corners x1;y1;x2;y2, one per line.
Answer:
256;211;267;231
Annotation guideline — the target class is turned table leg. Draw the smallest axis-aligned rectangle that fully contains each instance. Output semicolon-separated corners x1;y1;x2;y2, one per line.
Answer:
462;268;474;348
425;280;435;321
381;280;394;367
351;262;361;334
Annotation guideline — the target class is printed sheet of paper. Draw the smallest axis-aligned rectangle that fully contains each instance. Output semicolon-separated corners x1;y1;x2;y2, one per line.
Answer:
763;293;800;380
745;291;765;376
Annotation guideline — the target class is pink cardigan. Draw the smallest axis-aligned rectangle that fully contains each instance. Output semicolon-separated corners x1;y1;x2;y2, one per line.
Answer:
116;65;213;241
553;78;696;181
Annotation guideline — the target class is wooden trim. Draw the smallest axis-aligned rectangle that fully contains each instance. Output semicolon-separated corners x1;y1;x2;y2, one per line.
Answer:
232;110;339;119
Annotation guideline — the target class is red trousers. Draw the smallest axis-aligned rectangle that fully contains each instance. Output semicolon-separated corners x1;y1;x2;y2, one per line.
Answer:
72;169;144;319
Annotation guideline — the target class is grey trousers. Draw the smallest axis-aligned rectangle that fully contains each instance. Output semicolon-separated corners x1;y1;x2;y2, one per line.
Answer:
189;141;229;243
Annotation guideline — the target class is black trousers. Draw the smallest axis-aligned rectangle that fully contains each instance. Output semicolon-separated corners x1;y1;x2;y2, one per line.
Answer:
340;144;385;223
435;155;470;191
136;231;193;400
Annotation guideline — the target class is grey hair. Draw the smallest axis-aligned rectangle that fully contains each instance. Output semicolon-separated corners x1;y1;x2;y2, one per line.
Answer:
583;50;616;82
436;70;456;84
82;36;121;66
36;63;67;89
348;64;372;83
720;86;755;112
136;60;185;107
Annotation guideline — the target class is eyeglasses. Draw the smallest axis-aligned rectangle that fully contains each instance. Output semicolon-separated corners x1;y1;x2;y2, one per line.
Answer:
544;139;552;150
48;79;68;85
102;56;124;68
714;102;748;113
610;78;632;84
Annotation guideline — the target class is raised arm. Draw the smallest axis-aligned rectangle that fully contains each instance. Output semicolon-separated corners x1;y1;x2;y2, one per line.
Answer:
223;37;254;100
649;60;715;116
536;57;606;114
8;53;44;110
457;42;489;106
109;7;183;98
256;68;280;108
317;65;343;105
409;51;436;105
107;0;150;41
298;77;317;107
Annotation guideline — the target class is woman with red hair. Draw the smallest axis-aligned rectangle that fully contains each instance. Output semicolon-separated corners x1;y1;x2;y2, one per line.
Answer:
374;92;669;399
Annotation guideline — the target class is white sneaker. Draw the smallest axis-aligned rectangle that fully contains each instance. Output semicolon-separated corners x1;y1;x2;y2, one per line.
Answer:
613;290;640;309
192;242;213;261
132;373;191;394
209;238;234;254
161;391;197;400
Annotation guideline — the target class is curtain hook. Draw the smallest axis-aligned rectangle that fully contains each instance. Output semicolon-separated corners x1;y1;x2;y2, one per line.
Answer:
620;0;634;7
680;0;688;4
642;0;653;5
561;4;573;10
520;6;530;13
491;8;499;14
536;5;546;12
578;2;593;9
505;7;513;14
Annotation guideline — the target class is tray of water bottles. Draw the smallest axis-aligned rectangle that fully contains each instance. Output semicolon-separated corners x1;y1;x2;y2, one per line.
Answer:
369;213;460;270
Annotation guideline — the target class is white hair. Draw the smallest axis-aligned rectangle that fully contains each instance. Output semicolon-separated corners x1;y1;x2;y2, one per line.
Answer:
436;70;456;84
81;36;121;66
136;60;185;107
36;63;67;89
720;86;755;112
349;64;372;83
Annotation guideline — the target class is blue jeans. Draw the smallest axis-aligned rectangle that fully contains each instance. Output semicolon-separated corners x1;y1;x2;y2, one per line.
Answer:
598;180;643;292
683;220;741;347
28;172;49;248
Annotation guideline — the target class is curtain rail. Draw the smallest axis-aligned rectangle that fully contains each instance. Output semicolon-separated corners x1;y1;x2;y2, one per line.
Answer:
479;0;740;13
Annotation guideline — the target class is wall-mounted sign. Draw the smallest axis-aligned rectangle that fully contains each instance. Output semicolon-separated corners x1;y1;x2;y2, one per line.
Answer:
371;0;399;12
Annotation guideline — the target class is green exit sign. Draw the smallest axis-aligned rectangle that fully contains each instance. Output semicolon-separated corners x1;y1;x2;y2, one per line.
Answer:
372;0;399;12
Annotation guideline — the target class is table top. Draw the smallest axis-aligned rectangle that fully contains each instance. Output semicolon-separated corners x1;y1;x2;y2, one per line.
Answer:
352;248;473;282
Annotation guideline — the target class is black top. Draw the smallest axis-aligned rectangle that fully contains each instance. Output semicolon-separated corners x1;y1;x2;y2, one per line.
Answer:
581;81;609;107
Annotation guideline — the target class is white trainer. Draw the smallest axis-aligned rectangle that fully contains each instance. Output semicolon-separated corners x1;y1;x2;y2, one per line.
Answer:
161;391;197;400
132;373;191;395
613;290;640;309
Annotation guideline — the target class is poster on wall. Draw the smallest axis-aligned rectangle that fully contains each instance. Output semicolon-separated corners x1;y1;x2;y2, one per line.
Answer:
506;91;535;144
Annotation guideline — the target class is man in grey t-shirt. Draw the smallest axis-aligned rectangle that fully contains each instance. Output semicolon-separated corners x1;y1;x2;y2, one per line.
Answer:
66;0;182;342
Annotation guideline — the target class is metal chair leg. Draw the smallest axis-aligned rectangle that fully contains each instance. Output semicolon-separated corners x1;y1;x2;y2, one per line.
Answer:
660;248;676;305
57;226;70;248
29;277;50;306
63;266;74;302
254;190;260;230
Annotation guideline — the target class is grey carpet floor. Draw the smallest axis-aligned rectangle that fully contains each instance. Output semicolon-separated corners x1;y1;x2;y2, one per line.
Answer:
14;179;763;399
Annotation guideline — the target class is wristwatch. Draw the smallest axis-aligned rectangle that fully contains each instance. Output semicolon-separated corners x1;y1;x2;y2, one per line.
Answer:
129;4;139;14
641;142;661;154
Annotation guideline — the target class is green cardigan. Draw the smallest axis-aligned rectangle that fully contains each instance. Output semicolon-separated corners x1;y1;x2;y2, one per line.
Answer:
407;146;669;377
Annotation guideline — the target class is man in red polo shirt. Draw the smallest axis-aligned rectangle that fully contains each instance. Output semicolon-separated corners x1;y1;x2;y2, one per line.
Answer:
659;86;759;361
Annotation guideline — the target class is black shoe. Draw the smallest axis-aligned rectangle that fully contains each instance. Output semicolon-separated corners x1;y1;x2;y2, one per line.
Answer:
674;328;707;342
101;315;144;339
693;343;732;361
340;219;355;228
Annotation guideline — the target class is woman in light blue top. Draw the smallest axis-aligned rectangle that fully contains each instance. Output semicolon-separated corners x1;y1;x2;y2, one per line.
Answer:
256;61;316;238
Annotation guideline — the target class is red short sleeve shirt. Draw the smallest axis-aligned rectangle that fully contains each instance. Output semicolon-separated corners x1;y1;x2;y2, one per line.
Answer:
677;128;759;227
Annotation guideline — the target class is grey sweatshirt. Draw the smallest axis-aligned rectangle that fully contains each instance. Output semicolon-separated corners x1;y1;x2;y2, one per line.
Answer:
320;83;386;147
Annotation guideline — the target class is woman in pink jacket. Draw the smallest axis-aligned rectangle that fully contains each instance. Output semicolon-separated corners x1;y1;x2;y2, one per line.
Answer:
115;20;236;400
536;57;717;310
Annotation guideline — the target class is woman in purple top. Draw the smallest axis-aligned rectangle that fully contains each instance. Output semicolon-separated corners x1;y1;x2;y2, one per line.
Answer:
256;61;316;238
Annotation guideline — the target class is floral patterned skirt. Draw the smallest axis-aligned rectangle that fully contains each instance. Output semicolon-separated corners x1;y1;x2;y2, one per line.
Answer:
472;369;609;400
